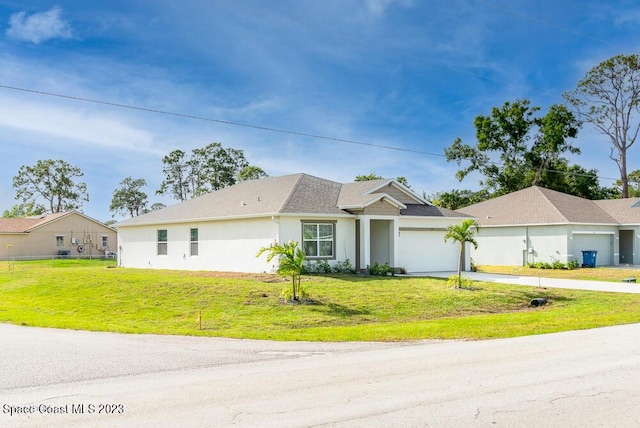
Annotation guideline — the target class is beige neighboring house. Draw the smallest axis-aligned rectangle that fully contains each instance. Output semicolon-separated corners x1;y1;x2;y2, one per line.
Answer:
457;186;640;267
117;173;471;273
0;211;117;260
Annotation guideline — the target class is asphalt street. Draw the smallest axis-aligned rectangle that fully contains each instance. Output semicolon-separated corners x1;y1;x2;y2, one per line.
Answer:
2;323;640;427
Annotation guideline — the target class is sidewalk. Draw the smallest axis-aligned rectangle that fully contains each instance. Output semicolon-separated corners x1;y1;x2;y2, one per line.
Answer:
422;271;640;294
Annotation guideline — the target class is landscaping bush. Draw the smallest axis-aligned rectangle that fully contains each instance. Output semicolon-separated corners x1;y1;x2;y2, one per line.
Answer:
332;259;355;274
528;259;579;270
368;262;394;276
304;259;354;274
566;258;579;270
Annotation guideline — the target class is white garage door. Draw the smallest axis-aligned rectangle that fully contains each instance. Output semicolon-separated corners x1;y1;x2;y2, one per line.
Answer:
572;233;613;266
399;230;459;272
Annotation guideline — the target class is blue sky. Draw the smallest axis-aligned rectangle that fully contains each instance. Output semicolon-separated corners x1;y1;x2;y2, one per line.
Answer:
0;1;638;221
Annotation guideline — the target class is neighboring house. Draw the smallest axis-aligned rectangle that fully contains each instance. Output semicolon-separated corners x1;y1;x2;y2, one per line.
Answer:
457;186;640;267
116;173;470;273
0;211;117;260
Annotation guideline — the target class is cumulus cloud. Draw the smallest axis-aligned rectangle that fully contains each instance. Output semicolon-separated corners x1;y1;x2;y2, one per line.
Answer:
6;6;72;44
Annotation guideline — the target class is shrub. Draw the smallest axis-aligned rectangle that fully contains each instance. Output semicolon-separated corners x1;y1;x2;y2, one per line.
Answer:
368;262;394;276
566;258;579;270
304;259;354;274
332;259;355;274
551;260;566;270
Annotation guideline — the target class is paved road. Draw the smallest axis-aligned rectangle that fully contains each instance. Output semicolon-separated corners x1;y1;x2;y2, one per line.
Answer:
2;323;640;427
425;271;640;293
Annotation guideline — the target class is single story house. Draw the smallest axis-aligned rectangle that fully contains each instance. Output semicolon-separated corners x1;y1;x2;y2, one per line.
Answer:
457;186;640;267
0;211;118;260
116;173;471;273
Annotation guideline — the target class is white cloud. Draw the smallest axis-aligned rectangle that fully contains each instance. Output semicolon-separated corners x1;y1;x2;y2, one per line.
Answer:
365;0;413;18
6;6;72;44
0;95;161;156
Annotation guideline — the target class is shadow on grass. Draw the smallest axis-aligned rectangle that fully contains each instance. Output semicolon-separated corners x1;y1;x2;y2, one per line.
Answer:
307;301;371;318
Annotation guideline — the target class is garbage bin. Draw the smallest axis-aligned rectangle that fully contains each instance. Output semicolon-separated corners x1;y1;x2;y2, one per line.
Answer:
581;250;598;268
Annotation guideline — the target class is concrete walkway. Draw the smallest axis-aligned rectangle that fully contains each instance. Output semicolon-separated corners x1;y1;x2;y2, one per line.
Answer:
422;271;640;293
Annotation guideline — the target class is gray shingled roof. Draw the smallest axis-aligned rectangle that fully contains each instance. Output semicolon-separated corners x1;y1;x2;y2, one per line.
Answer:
401;204;472;218
117;173;466;227
117;174;345;227
337;179;390;208
594;198;640;224
457;186;630;226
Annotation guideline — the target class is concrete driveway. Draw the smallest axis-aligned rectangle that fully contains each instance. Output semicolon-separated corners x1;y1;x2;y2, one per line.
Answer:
424;271;640;293
3;323;640;427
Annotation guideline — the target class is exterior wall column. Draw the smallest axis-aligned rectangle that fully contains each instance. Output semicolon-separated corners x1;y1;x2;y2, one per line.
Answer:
392;218;400;268
359;216;370;271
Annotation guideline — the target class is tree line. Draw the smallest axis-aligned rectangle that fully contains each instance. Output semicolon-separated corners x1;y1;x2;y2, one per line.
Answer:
3;54;639;217
2;142;267;220
430;53;640;209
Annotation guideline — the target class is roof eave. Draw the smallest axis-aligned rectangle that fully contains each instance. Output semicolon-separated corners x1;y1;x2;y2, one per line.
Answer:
401;214;475;220
117;211;357;228
477;221;622;228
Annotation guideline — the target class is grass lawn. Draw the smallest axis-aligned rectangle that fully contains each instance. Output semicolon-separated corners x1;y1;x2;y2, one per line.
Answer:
2;260;640;341
477;265;640;282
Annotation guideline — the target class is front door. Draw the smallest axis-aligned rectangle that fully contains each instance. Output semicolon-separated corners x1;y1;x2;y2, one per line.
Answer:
620;230;634;265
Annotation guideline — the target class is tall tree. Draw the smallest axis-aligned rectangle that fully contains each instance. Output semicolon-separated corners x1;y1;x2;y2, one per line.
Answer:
355;173;411;188
616;169;640;197
564;54;640;198
2;202;46;218
443;100;612;199
444;219;479;289
237;165;268;182
12;159;88;213
110;177;149;218
355;173;384;181
428;189;490;210
157;149;190;202
157;142;255;201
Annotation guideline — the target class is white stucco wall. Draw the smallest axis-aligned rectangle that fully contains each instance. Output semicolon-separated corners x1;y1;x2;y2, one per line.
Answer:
470;224;622;267
118;213;471;274
118;217;278;273
468;226;529;266
527;226;570;265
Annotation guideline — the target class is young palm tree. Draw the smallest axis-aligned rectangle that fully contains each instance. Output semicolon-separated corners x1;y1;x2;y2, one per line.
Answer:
444;219;479;288
256;240;306;300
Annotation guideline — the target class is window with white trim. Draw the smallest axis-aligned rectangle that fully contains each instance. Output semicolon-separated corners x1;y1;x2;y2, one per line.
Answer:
190;228;198;256
302;222;335;258
102;236;108;248
56;235;64;247
157;229;168;255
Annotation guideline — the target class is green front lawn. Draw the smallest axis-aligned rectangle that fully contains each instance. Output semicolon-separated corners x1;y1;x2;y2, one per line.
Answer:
1;260;640;341
477;265;640;282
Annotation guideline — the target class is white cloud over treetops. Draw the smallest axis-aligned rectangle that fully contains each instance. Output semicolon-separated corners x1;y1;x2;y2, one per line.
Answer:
6;6;72;44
